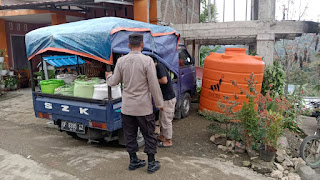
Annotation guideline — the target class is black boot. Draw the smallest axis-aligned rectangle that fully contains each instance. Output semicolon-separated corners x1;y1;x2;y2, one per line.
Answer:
147;154;160;174
128;153;146;171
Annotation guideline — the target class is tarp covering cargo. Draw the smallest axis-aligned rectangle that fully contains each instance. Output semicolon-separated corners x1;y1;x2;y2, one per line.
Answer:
25;17;180;74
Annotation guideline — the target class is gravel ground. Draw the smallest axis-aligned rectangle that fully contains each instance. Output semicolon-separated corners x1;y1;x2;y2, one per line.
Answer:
0;90;271;180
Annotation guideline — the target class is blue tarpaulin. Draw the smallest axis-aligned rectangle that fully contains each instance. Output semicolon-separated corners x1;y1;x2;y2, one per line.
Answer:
43;55;86;67
25;17;180;74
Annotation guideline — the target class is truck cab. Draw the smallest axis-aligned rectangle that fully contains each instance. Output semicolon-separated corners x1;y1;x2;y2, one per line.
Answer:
174;44;196;118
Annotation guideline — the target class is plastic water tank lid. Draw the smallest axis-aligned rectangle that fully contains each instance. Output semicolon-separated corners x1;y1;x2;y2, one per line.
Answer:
225;48;246;55
252;56;263;61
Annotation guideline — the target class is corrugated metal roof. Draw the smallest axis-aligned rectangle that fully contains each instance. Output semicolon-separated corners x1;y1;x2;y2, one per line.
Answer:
43;55;86;67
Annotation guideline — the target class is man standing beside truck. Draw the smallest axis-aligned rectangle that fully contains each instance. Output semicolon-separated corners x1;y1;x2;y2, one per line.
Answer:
105;34;164;174
154;59;176;147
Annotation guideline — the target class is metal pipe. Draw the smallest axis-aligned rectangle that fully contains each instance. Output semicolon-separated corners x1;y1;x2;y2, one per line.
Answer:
213;0;216;22
106;64;112;100
40;55;44;80
208;0;211;22
43;60;49;80
29;59;35;92
76;56;80;75
233;0;235;21
223;0;225;22
245;0;248;21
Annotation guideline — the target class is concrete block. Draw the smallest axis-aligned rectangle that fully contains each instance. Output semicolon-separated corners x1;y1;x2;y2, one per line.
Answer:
296;165;319;180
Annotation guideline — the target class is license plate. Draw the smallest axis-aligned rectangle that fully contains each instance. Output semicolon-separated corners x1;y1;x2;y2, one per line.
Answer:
61;121;85;134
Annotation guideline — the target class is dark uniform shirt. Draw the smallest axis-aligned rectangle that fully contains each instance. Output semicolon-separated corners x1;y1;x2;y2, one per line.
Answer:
156;63;175;101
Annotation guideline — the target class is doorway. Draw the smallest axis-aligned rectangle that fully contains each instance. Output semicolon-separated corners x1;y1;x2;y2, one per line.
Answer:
11;35;28;70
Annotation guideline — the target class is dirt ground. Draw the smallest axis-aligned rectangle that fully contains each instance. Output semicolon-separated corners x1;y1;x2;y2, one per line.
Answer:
0;90;272;180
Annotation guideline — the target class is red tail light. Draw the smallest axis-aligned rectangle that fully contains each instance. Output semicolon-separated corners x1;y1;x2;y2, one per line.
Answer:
91;122;107;130
38;112;51;119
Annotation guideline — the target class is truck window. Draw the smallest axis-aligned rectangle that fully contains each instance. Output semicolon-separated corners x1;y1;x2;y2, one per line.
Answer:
179;49;193;67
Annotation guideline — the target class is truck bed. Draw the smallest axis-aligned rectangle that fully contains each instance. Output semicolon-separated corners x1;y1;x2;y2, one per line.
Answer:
32;91;122;132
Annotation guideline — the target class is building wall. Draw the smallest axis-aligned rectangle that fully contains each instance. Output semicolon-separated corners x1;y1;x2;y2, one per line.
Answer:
5;21;46;69
158;0;200;24
86;3;134;19
0;0;63;6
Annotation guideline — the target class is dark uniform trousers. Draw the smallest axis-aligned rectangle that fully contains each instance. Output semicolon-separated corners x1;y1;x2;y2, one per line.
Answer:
121;113;157;154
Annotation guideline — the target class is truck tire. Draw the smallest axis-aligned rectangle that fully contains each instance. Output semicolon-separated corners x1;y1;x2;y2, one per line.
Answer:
181;93;191;118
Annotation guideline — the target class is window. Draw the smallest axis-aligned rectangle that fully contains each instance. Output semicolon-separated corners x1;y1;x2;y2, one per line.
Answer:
179;49;193;67
24;24;28;31
17;23;20;31
9;22;13;30
124;7;128;17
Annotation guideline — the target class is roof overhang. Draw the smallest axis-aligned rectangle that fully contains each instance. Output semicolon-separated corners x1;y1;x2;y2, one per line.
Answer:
0;0;133;13
0;9;86;24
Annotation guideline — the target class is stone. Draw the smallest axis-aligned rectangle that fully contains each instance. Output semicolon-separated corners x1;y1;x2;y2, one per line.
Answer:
213;137;227;146
232;154;239;158
242;160;251;167
289;167;296;173
274;162;285;171
293;158;306;170
277;156;286;163
287;173;301;180
226;140;235;148
282;157;294;168
246;147;258;158
276;149;287;163
251;158;274;174
217;145;228;152
215;134;227;138
283;170;289;176
296;165;318;180
210;135;216;143
271;170;283;179
228;147;234;153
282;131;300;158
218;154;228;159
282;177;289;180
278;136;289;149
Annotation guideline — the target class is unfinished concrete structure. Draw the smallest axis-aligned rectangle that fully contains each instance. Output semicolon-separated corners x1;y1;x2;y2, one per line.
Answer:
172;0;319;66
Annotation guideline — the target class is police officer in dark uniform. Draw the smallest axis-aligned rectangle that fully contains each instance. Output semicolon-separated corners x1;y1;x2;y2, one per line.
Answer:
106;34;164;174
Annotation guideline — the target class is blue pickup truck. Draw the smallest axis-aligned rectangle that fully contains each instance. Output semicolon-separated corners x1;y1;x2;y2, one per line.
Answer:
26;17;196;145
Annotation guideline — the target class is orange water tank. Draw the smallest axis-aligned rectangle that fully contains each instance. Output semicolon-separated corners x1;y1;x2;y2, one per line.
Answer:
199;48;265;112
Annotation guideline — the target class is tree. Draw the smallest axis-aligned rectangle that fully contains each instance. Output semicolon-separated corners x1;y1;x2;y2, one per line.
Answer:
277;0;309;21
274;34;320;95
199;45;221;67
200;0;218;23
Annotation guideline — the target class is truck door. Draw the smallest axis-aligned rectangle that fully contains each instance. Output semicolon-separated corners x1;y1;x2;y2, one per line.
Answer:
178;48;196;96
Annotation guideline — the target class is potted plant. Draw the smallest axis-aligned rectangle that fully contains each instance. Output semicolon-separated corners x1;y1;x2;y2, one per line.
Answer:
0;62;8;76
0;49;8;63
6;77;18;90
259;110;284;162
8;68;14;76
0;79;5;89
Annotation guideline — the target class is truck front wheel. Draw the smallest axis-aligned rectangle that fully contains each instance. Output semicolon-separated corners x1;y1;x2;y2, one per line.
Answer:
181;93;191;118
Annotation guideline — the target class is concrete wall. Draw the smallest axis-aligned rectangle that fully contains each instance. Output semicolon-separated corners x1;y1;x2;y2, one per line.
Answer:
5;21;45;69
158;0;200;24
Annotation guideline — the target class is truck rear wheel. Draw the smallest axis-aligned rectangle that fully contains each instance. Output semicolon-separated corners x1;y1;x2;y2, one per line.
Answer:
181;93;191;118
